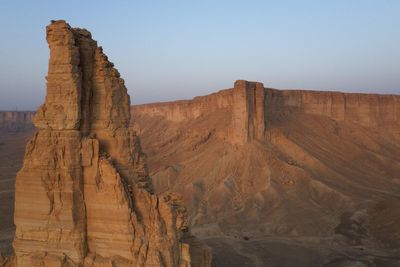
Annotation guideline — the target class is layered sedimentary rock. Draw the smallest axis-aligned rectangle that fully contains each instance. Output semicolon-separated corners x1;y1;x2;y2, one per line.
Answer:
264;88;400;130
12;20;210;267
132;81;400;265
133;80;400;144
231;80;265;142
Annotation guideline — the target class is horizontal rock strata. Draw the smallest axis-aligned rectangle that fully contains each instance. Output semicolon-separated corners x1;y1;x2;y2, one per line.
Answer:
133;81;400;144
11;20;211;267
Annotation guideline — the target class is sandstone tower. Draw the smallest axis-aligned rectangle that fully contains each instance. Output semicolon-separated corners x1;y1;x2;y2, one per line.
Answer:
12;20;211;267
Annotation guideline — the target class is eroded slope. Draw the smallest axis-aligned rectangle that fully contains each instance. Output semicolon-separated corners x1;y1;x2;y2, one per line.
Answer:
132;81;400;266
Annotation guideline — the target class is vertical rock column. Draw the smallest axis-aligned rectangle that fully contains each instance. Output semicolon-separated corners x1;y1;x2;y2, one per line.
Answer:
231;80;266;143
13;20;211;267
13;21;86;266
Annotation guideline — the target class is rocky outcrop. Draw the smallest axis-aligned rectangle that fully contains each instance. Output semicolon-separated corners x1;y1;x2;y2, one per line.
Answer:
131;81;266;144
133;80;400;144
131;81;400;266
264;88;400;129
131;89;235;123
12;20;210;267
231;80;265;142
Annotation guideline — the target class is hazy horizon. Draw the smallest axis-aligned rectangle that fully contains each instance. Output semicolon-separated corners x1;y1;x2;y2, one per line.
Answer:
0;0;399;110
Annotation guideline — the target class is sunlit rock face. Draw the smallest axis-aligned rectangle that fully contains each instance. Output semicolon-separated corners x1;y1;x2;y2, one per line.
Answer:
11;20;211;267
132;80;400;265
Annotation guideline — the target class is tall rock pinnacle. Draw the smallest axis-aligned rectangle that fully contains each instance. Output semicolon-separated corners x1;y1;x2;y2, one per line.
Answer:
12;20;211;267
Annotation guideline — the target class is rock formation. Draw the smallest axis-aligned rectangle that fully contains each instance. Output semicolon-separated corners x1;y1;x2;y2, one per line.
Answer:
133;80;400;143
0;112;35;133
132;81;400;265
11;20;211;267
0;112;34;125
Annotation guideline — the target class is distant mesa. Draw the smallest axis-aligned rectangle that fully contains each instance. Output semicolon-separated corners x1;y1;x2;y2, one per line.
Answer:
132;79;400;143
0;112;34;134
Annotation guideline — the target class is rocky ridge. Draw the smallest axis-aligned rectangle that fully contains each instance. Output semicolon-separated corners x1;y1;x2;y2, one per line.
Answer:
133;80;400;144
132;81;400;266
7;20;211;267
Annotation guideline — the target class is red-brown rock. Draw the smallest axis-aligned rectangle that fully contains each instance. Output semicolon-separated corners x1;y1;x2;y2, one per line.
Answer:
11;20;211;267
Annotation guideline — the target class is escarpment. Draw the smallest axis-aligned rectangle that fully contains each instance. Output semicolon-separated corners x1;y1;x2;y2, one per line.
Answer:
133;80;400;144
11;20;211;267
132;80;400;265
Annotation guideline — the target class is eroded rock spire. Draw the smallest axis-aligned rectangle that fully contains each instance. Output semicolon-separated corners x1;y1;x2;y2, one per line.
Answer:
12;20;211;267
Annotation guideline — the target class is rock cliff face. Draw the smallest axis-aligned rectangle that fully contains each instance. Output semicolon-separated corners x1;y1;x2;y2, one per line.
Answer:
11;20;210;267
132;81;400;265
265;88;400;131
133;80;400;144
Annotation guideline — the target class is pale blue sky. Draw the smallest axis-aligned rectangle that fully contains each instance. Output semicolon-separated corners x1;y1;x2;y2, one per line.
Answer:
0;0;399;110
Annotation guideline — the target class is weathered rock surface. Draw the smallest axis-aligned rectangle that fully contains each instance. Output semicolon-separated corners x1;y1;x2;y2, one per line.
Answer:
2;78;400;266
132;81;400;265
133;80;400;144
10;20;210;267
